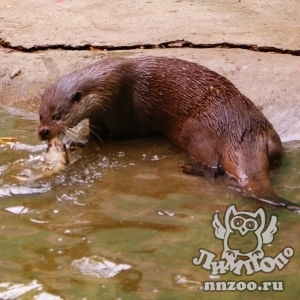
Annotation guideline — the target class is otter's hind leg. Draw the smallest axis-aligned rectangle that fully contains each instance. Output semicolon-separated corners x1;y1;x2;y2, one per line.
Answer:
179;120;223;178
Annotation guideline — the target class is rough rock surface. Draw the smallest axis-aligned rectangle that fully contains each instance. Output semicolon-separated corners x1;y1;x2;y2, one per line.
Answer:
0;0;299;141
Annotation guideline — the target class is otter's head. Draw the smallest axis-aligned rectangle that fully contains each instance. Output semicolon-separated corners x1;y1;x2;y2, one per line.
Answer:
38;72;102;141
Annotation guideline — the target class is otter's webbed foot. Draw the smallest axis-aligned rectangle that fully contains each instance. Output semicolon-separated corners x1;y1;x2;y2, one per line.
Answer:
181;161;225;178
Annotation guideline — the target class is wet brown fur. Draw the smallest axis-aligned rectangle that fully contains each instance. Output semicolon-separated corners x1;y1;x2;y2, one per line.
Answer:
38;56;300;212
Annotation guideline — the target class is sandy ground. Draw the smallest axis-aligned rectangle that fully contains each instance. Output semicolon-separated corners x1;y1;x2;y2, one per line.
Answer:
0;0;299;141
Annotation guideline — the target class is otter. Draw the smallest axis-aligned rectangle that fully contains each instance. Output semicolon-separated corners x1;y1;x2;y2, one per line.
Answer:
38;56;300;213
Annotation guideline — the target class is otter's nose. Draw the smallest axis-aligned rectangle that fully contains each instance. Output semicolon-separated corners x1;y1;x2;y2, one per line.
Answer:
39;128;50;140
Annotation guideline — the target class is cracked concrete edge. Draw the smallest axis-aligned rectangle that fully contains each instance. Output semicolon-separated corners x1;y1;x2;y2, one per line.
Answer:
0;47;299;142
1;38;300;56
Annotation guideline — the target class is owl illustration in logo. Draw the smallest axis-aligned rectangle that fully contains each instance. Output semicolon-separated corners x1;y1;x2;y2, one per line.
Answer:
212;205;278;261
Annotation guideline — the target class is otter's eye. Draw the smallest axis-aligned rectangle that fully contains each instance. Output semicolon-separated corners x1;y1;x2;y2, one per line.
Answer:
53;114;61;121
71;92;82;104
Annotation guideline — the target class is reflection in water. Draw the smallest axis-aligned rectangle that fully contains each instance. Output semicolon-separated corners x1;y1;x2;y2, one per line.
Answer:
5;206;29;214
174;274;202;290
0;185;51;197
71;256;131;278
119;270;143;292
46;212;187;235
0;111;299;299
0;280;62;300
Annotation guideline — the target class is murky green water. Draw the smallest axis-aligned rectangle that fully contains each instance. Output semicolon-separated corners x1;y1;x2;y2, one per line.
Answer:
0;111;299;300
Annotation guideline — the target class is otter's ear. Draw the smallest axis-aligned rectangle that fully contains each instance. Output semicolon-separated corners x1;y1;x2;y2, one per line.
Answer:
70;92;82;104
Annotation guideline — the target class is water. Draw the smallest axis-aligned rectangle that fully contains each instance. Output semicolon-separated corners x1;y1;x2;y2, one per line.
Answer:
0;111;299;299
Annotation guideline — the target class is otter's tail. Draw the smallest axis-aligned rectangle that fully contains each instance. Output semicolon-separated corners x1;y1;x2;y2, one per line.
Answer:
241;172;300;214
181;161;300;214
